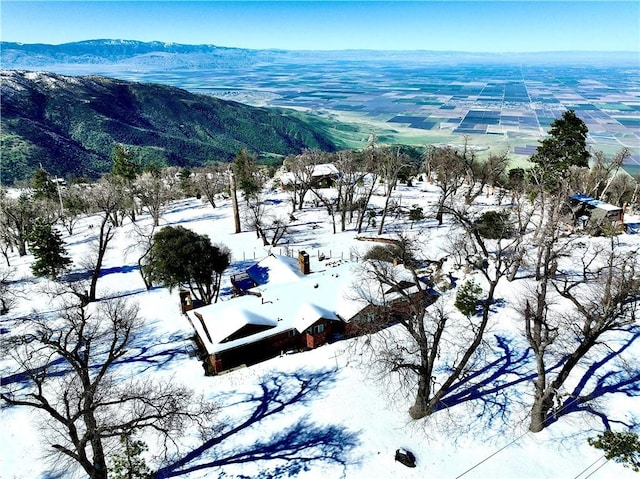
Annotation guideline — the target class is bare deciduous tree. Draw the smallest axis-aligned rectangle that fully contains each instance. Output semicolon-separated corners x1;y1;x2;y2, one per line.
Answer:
242;194;291;246
0;191;39;256
0;265;18;315
194;164;228;209
333;150;366;232
462;149;510;204
377;146;409;235
572;148;632;202
60;185;90;235
356;226;522;420
1;296;218;479
283;149;326;211
523;236;639;432
135;171;176;227
125;222;158;290
354;135;382;234
427;146;465;225
309;188;338;235
86;180;124;302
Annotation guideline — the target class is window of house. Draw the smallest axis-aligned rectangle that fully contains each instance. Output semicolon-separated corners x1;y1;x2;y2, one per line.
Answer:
362;311;377;323
313;323;325;334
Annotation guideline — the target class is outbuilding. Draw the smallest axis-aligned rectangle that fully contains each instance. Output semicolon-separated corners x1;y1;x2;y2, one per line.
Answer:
570;194;623;226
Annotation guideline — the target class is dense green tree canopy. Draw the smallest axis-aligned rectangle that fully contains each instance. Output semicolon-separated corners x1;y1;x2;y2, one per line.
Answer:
531;109;590;178
588;431;640;472
27;221;71;279
111;144;141;182
148;226;230;304
474;210;514;239
232;149;263;200
31;169;58;201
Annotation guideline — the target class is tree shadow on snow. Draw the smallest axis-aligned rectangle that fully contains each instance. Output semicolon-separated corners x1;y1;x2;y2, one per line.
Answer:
430;331;640;431
432;334;541;426
155;368;360;479
59;264;139;283
165;211;224;227
114;336;193;373
98;264;140;277
543;326;640;430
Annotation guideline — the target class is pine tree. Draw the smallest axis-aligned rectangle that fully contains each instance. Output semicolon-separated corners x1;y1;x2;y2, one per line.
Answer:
112;144;141;182
531;109;589;185
233;149;263;201
32;169;58;201
588;430;640;472
109;433;153;479
112;144;141;222
27;221;71;279
455;279;483;317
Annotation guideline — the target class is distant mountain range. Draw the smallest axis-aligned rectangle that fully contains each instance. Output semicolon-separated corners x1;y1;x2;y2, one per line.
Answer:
1;40;268;71
1;70;338;184
2;39;637;70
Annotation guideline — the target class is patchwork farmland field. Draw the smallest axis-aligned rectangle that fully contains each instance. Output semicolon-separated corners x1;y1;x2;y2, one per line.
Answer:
10;50;640;171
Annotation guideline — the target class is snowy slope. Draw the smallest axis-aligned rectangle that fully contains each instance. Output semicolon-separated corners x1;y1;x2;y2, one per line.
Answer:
1;180;638;479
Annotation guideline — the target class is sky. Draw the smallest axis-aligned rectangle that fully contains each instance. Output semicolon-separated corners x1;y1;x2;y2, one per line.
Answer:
1;1;639;52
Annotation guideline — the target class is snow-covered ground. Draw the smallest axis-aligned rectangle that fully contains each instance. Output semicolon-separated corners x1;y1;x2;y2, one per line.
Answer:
1;179;638;479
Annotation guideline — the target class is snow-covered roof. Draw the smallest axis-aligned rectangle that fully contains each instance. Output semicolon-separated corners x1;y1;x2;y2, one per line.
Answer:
279;163;339;186
311;163;339;177
571;194;622;212
188;261;374;355
246;254;304;286
293;302;339;333
203;309;277;346
187;258;427;356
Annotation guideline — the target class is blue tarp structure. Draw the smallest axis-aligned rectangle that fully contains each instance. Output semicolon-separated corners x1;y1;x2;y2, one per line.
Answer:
625;223;639;234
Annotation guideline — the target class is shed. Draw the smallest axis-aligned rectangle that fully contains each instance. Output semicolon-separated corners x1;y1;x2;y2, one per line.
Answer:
570;194;623;224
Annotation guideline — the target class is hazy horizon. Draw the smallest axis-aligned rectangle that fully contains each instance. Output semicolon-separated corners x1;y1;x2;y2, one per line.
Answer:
4;38;640;56
2;1;639;54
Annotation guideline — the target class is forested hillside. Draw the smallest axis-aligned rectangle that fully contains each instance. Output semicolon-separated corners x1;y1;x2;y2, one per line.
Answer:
0;70;338;184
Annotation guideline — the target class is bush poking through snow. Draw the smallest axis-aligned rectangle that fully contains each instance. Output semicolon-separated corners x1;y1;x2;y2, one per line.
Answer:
588;430;640;472
455;279;483;317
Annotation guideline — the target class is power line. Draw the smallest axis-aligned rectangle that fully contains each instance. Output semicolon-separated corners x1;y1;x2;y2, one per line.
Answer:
454;427;531;479
571;454;606;479
453;392;603;479
582;457;609;479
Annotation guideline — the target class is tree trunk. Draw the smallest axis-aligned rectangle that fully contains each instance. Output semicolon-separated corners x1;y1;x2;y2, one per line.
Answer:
88;424;108;479
377;189;393;235
409;371;431;419
17;239;27;257
138;256;152;290
230;171;241;234
529;390;554;433
89;218;112;302
1;249;10;267
340;207;347;232
355;183;376;233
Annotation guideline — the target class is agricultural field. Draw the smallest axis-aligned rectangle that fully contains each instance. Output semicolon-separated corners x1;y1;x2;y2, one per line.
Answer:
4;43;639;172
64;60;640;173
